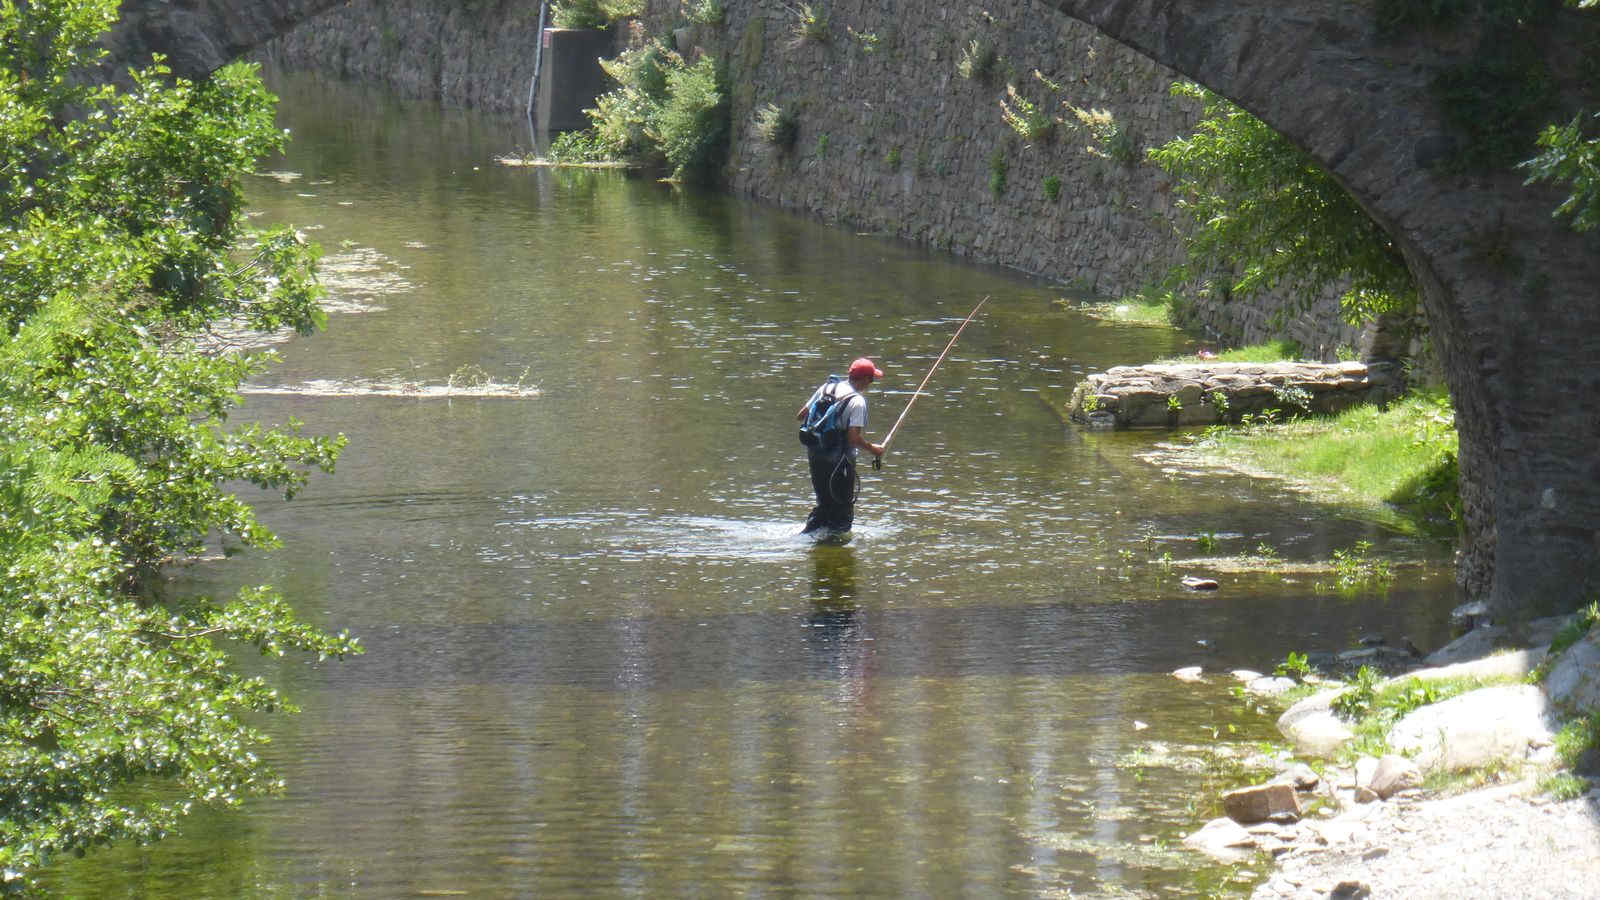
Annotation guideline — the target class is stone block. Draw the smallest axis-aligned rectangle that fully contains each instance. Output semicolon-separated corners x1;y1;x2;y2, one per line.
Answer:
1222;781;1302;824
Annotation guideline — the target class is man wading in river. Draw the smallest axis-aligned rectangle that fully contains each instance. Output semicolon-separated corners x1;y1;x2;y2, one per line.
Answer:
796;358;886;536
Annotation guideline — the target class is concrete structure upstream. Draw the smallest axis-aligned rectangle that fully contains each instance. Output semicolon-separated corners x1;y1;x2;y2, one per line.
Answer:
109;0;1600;620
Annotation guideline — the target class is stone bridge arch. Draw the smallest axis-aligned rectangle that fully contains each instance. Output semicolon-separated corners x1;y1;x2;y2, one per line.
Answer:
1042;1;1600;621
114;0;1600;620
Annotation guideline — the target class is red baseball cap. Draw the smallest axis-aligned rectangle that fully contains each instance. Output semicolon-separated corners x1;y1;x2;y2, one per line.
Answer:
849;357;884;380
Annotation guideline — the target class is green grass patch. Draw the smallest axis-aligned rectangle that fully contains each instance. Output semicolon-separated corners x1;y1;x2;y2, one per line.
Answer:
1158;339;1304;364
1420;760;1519;796
1555;712;1600;771
1539;772;1589;801
1076;294;1174;327
1550;602;1599;659
1328;668;1518;765
1193;390;1459;533
1532;602;1600;683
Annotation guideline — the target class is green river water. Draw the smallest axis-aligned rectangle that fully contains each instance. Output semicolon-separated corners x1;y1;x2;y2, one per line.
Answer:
37;72;1461;898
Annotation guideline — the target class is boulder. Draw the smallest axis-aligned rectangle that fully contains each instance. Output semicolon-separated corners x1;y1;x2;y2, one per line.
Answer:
1387;684;1559;773
1353;756;1379;792
1368;754;1422;799
1424;613;1571;666
1183;816;1256;862
1424;625;1505;666
1172;665;1205;682
1545;627;1600;716
1272;761;1322;792
1397;647;1547;685
1222;781;1302;824
1277;688;1354;756
1067;361;1394;428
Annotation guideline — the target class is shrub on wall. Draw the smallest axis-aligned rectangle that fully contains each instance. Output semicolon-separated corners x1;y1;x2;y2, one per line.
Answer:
551;0;643;29
790;3;830;45
1001;84;1055;143
988;146;1008;196
586;41;729;182
656;55;730;182
957;37;998;83
754;102;799;152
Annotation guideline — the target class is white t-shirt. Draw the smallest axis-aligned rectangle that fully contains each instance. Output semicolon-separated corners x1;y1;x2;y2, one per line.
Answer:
808;379;868;455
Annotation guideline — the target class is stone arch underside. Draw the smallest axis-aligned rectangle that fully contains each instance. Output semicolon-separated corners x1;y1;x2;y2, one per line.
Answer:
1040;1;1600;621
114;0;1600;619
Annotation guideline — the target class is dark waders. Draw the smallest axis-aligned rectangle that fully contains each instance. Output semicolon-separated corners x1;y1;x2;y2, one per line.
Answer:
802;448;858;534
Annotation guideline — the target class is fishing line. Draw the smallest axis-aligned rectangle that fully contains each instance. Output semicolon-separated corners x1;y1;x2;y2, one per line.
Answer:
876;295;990;467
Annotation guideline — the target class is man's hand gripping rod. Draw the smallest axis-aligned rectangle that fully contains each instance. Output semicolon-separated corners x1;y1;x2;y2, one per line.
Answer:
874;296;990;470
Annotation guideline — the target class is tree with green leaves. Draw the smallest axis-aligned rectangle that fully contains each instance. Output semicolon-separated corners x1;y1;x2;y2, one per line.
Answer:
1524;110;1600;232
1147;82;1418;327
1;1;356;890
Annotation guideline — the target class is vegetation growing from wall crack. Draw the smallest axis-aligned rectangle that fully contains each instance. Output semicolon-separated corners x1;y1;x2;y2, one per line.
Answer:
788;3;830;45
754;101;799;152
585;40;730;183
1001;84;1055;143
988;146;1009;196
552;0;643;29
685;0;726;26
957;37;998;83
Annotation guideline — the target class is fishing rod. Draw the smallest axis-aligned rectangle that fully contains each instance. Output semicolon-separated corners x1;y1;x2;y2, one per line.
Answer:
875;295;990;468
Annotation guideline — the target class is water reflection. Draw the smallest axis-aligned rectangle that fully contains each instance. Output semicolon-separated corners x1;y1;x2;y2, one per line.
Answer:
804;546;870;692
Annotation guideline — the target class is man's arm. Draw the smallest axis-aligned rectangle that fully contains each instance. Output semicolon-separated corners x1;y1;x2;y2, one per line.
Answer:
847;425;884;458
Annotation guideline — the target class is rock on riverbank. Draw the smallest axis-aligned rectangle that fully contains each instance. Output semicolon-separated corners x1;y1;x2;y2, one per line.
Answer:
1181;614;1600;898
1068;362;1397;428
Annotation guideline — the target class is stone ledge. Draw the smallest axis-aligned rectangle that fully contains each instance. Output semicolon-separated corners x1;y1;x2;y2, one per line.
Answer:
1068;361;1398;428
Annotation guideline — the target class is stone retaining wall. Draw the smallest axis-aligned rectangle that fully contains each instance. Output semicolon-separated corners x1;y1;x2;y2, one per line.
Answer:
264;0;1365;354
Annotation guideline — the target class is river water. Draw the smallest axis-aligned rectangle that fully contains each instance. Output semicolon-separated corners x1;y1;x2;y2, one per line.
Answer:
40;73;1460;897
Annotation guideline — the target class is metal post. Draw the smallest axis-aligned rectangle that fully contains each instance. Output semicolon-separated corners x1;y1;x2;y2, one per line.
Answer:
526;0;550;149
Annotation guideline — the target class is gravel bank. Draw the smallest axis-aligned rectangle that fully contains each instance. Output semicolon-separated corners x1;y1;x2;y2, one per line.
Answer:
1253;779;1600;899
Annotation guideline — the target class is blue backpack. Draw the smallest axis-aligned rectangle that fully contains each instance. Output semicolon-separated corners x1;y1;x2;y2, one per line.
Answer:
798;375;856;453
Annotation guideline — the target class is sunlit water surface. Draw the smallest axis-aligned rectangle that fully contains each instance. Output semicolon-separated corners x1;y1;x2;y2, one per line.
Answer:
38;72;1460;898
